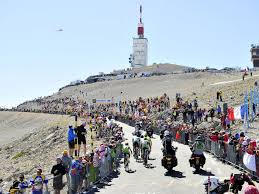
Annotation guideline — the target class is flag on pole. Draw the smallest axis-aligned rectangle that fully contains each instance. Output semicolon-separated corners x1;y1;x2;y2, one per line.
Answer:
228;107;235;121
244;92;249;129
176;131;180;140
253;89;257;116
250;90;254;120
234;106;242;119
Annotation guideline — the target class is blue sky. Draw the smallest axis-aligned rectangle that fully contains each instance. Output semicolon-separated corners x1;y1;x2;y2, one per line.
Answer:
0;0;259;107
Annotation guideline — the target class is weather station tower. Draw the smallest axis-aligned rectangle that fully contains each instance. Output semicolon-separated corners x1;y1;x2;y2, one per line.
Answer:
129;5;148;68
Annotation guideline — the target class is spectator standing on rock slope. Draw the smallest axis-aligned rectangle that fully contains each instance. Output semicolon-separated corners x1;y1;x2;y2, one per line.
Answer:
68;125;76;156
62;150;72;190
51;157;66;194
75;122;87;156
30;168;49;194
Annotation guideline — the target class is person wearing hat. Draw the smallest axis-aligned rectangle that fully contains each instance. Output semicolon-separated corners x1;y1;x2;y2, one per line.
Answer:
61;150;72;190
190;136;206;168
30;168;48;194
68;125;77;157
51;157;66;194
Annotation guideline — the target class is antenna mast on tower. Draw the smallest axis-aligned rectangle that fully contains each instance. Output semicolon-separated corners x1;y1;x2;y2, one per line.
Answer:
138;5;144;38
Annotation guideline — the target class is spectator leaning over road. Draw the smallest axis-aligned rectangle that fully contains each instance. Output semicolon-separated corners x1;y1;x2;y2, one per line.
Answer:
51;157;66;194
98;144;109;183
75;122;87;156
78;159;87;192
93;148;101;181
88;153;98;188
82;155;91;191
68;125;76;156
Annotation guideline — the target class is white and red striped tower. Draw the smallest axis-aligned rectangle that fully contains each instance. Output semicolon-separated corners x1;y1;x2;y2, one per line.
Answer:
131;5;148;68
138;5;144;38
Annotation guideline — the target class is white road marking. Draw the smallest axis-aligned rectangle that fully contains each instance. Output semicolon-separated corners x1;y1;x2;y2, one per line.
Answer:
210;74;259;86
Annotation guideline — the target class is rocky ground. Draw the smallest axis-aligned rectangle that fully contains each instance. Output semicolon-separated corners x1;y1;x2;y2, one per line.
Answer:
0;112;103;192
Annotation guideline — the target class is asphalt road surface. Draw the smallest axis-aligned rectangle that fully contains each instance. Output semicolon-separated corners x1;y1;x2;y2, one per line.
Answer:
93;122;257;194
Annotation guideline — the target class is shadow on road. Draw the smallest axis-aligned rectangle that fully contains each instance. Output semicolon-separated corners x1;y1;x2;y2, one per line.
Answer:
85;171;120;194
145;164;156;169
126;169;137;173
136;159;143;163
197;169;215;176
165;170;186;178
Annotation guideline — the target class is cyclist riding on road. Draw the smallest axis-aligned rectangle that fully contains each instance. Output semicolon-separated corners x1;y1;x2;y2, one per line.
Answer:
123;142;132;171
145;134;152;149
141;136;152;159
132;133;141;158
190;136;206;167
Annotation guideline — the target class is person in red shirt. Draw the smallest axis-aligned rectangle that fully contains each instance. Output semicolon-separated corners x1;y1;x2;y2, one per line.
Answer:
223;133;229;143
210;131;219;142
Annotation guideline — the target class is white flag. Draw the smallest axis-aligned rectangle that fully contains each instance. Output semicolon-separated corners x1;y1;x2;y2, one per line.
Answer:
234;106;242;120
243;152;256;172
